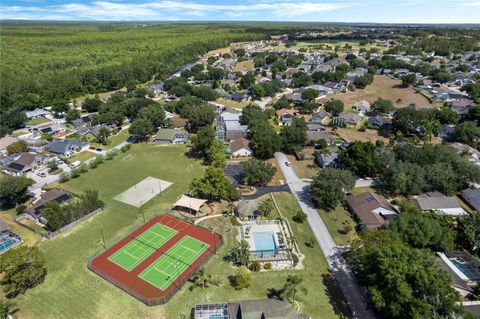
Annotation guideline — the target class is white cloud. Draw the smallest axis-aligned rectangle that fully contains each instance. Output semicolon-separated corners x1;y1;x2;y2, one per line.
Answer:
0;0;349;20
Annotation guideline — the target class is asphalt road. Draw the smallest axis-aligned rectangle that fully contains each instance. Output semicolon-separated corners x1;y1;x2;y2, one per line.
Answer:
275;152;376;319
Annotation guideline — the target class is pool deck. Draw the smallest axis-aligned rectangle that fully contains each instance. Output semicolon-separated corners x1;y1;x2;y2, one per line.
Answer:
240;220;286;252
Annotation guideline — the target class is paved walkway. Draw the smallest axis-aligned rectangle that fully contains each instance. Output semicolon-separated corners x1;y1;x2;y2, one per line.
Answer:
275;152;376;319
241;184;290;200
194;214;223;225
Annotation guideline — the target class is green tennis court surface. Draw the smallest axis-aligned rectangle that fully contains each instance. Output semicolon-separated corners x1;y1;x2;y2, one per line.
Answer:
138;236;209;290
108;223;177;271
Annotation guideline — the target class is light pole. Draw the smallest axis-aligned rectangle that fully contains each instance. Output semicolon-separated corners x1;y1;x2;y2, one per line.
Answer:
175;262;181;290
139;201;145;223
99;225;106;249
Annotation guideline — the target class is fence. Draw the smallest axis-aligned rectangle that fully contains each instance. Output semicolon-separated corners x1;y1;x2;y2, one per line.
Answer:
87;213;224;307
14;207;104;239
249;248;292;263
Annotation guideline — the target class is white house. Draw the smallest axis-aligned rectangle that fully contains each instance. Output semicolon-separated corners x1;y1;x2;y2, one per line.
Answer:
229;138;252;158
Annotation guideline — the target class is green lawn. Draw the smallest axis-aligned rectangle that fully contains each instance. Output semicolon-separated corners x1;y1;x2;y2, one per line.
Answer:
317;206;359;246
26;117;51;126
89;128;131;150
12;144;205;319
68;151;96;163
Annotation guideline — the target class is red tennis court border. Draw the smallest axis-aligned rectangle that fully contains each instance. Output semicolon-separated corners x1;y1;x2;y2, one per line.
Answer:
88;214;222;306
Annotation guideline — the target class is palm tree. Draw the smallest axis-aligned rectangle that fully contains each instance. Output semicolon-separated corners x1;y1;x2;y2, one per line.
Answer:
282;275;307;304
190;268;211;290
258;199;274;218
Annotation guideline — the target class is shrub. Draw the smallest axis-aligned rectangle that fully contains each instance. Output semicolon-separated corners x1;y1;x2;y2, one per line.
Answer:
292;253;299;267
250;261;261;272
70;169;81;179
16;204;26;215
231;266;251;290
305;237;315;248
264;262;273;270
59;173;70;183
78;164;88;174
120;144;131;153
292;211;307;223
89;156;103;169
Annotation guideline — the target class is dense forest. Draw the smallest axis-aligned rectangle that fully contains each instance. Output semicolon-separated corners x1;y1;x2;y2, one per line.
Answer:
0;22;265;135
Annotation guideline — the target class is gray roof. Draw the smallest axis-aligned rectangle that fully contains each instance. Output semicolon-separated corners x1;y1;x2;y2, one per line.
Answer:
462;188;480;211
46;139;86;154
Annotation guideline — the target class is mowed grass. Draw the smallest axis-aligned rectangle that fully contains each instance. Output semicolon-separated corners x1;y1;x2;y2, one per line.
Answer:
215;97;251;109
12;144;204;319
68;151;96;163
161;192;342;319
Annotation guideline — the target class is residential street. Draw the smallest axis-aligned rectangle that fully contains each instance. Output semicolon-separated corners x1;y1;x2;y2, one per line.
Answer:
275;152;376;319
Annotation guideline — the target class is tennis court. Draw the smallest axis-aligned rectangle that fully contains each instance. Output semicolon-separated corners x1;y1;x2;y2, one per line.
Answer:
108;223;177;271
139;236;209;290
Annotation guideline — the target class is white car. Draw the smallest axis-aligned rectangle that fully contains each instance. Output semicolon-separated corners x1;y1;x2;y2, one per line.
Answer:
37;171;47;178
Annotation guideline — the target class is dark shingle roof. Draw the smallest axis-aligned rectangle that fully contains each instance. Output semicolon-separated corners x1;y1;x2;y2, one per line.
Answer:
462;188;480;211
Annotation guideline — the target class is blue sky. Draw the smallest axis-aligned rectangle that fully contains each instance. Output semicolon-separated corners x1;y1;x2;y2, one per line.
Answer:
1;0;479;23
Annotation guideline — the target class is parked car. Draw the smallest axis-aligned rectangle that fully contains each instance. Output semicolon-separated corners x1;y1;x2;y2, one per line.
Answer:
70;161;81;169
96;148;102;152
37;171;47;178
89;146;96;150
285;161;291;167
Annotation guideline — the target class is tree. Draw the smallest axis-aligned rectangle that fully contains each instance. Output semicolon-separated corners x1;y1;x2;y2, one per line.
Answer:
257;199;274;218
229;240;250;266
437;108;459;125
349;231;464;319
456;121;480;146
242;158;276;186
65;109;80;123
181;104;215;132
389;209;455;252
401;73;416;87
353;74;374;89
251;84;266;99
249;121;281;159
6;140;28;154
310;168;355;211
468;105;480;122
273;96;290;110
137;105;166;128
192;85;218;101
46;160;59;173
189;268;213;290
0;246;47;297
433;71;453;83
280;118;307;154
207;140;227;168
0;175;34;207
191;126;215;160
461;83;480;103
190;166;232;201
129;118;154;138
324;99;344;116
240;72;255;89
340;141;384;177
96;127;110;145
231;266;251;290
456;211;480;256
281;275;306;304
0;299;16;318
240;104;267;126
371;97;394;115
82;97;103;112
41;201;66;231
392;108;426;136
301;89;319;102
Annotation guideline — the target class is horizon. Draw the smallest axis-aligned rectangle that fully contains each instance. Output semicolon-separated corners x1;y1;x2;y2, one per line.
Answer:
1;0;479;24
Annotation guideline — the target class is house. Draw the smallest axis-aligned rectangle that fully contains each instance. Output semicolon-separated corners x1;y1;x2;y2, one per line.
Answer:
25;108;51;119
3;152;44;176
461;188;480;211
276;108;296;126
306;131;333;144
436;251;480;297
192;299;307;319
46;139;88;157
230;92;248;102
229;137;252;158
71;115;92;128
414;192;467;216
20;189;73;225
367;116;393;130
154;129;189;144
306;123;324;132
311;111;331;125
335;113;362;127
193;299;305;318
315;150;340;168
346;192;397;230
449;99;473;118
0;136;18;155
225;121;248;141
352;100;370;115
0;219;22;254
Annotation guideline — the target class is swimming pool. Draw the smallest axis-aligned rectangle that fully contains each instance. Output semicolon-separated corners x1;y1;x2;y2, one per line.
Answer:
0;238;19;253
450;259;480;281
253;232;277;256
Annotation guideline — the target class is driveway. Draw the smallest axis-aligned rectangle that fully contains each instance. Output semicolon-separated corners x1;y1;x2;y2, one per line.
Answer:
275;152;376;319
241;184;290;200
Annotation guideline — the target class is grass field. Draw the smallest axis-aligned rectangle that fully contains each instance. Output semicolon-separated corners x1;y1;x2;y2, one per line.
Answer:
215;97;250;109
68;151;96;163
233;60;254;73
317;206;358;246
321;75;437;110
26;117;51;126
286;153;319;180
334;128;390;144
11;144;205;319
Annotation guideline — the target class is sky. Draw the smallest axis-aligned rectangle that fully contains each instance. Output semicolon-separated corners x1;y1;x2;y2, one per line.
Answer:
1;0;479;23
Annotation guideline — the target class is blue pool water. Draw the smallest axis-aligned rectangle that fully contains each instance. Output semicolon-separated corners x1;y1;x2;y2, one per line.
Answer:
253;232;277;257
0;239;17;253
